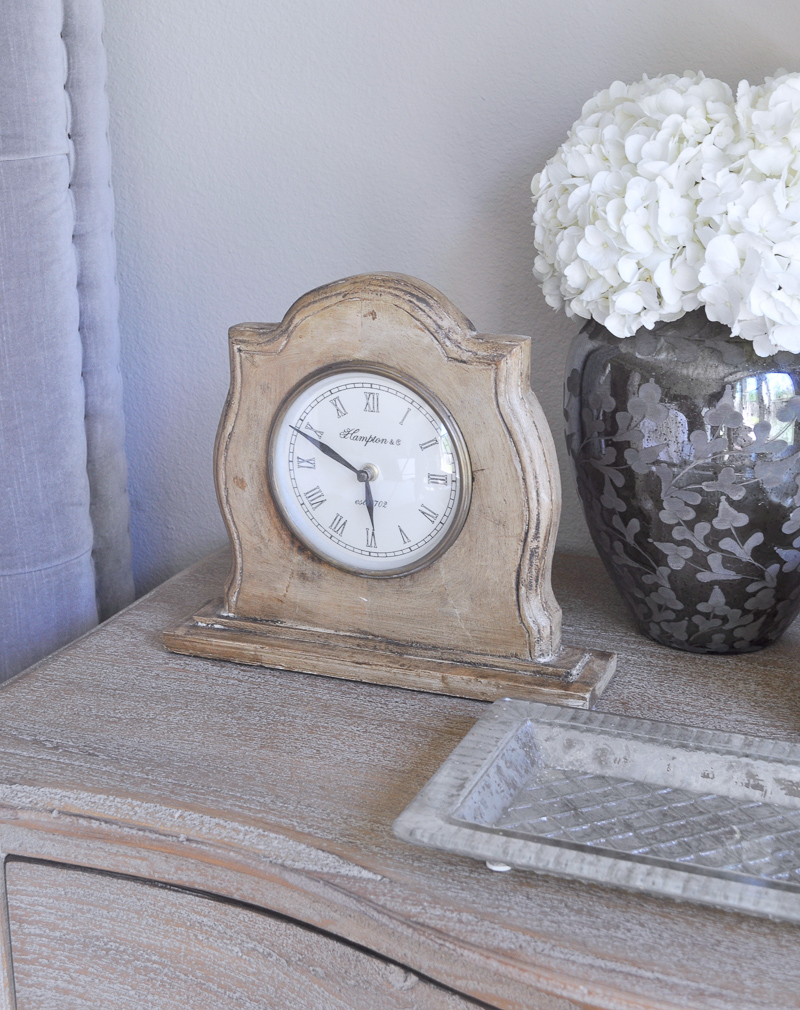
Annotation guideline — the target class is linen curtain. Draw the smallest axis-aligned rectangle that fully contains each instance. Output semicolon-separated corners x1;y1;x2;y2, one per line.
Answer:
0;0;134;680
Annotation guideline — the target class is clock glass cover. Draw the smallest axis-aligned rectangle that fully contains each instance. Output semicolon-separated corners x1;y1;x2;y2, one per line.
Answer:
269;365;472;576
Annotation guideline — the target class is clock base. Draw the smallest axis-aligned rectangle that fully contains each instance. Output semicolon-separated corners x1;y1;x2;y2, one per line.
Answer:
163;600;616;709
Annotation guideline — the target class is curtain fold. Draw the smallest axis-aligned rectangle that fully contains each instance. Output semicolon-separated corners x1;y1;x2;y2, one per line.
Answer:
0;0;134;680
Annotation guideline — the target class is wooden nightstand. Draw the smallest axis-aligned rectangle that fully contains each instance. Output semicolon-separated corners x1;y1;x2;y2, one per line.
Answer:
0;550;798;1009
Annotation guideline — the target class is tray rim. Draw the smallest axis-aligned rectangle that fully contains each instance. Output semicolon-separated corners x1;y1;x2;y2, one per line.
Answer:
392;699;800;923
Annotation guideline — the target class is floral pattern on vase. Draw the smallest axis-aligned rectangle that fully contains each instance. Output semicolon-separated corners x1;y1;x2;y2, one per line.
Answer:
566;310;800;653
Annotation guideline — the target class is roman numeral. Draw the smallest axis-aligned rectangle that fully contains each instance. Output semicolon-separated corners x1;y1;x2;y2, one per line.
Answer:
297;456;315;469
419;438;438;451
419;503;438;523
305;422;323;439
330;513;347;535
303;485;326;510
399;407;411;426
427;473;448;485
330;396;348;418
366;528;377;549
363;391;380;412
398;526;410;544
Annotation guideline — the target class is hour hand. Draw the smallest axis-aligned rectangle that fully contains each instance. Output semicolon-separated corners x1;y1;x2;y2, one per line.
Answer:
290;426;358;474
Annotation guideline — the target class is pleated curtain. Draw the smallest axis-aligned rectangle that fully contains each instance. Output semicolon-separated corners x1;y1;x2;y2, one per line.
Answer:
0;0;134;680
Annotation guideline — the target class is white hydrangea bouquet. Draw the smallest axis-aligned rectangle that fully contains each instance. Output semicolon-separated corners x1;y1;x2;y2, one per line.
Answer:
532;71;800;355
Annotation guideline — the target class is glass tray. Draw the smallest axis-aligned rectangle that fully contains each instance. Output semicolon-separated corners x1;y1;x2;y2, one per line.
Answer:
393;699;800;921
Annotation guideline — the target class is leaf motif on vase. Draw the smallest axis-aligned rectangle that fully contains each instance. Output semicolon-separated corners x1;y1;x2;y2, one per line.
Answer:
744;587;777;611
612;541;643;569
705;385;743;429
753;451;800;489
660;497;697;523
700;466;746;499
628;380;669;424
565;368;582;400
745;563;780;593
645;583;684;610
733;615;768;646
641;566;674;590
776;548;800;573
582;406;605;435
589;446;625;486
588;389;615;413
691;614;723;633
704;338;747;366
611;411;644;446
672;521;712;552
711;497;749;530
716;531;763;562
567;323;800;652
697;586;729;615
659;618;689;641
781;507;800;535
624;444;666;472
611;515;640;544
743;420;788;455
653;541;693;570
600;476;627;511
688;429;728;460
695;553;742;581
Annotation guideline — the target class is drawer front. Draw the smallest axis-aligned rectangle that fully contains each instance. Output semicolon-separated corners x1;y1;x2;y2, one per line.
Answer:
6;861;485;1009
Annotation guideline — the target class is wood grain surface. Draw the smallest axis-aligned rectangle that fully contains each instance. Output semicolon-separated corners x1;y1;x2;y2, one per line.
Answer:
1;549;799;1010
6;860;482;1009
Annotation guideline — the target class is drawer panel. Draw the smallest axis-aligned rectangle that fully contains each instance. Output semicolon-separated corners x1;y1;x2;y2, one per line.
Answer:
6;861;484;1009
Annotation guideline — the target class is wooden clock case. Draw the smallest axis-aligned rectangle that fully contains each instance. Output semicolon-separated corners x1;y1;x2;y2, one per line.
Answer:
164;274;615;706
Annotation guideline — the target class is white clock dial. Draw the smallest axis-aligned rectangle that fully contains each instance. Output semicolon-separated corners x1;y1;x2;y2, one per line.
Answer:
269;365;472;576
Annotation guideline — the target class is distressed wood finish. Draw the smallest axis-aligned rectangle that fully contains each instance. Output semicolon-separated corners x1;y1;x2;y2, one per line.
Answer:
164;274;616;705
6;861;480;1010
1;548;799;1009
0;858;15;1010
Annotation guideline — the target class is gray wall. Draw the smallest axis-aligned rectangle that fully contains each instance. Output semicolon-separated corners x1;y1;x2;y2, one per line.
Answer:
103;0;800;593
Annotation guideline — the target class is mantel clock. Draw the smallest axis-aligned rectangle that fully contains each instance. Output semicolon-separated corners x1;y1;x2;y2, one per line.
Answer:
164;274;615;706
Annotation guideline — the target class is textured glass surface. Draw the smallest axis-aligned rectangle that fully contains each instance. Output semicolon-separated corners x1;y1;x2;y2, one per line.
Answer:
481;765;800;887
395;701;800;922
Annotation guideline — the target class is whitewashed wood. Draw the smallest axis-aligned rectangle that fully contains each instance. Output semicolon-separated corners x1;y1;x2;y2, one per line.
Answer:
164;274;615;705
6;861;481;1009
0;858;16;1010
166;600;615;707
0;549;798;1009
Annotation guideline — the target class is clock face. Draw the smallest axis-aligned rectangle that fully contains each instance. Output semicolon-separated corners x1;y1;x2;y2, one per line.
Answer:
268;365;472;576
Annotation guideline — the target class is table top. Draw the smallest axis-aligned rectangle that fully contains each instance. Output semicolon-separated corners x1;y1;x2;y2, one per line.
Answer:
1;549;798;1010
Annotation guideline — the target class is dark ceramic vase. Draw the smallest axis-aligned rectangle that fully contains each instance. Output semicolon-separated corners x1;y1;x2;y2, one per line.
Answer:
565;310;800;653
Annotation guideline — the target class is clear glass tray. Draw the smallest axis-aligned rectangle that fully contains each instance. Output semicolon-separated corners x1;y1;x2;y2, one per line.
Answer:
393;700;800;921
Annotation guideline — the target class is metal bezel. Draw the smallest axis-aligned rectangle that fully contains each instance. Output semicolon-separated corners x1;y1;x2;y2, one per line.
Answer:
267;361;472;578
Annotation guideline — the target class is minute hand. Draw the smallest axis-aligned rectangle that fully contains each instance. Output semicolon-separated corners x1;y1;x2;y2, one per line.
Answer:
290;426;359;474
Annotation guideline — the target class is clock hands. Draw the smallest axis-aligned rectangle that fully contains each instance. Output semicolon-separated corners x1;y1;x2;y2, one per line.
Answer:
361;472;376;533
290;426;359;474
290;425;377;532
